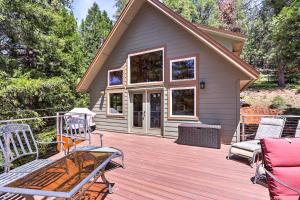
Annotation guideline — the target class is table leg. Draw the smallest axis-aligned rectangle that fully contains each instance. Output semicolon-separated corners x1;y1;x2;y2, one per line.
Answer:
22;195;34;200
101;173;112;194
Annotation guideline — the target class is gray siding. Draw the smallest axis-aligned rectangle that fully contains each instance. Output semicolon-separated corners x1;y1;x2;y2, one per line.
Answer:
89;3;248;144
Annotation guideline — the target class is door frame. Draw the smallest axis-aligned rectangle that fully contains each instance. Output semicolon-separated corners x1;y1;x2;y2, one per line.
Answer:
128;89;164;136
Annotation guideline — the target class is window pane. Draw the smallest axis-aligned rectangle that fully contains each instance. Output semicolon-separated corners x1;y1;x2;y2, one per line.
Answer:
172;89;195;116
130;50;163;84
150;93;161;128
172;59;195;80
133;94;143;127
109;93;123;114
109;70;123;86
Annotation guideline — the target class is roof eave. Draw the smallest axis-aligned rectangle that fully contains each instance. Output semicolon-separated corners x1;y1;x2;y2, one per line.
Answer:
194;25;246;42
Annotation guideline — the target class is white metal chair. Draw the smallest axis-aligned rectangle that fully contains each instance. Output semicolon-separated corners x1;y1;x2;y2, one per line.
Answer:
228;117;286;166
63;116;103;154
63;116;123;167
0;123;63;189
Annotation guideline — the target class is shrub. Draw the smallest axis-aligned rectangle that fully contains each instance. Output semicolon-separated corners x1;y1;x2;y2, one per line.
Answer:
270;96;286;109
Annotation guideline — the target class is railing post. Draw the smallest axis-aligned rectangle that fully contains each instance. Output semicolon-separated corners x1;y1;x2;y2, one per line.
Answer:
236;119;241;143
56;112;61;152
241;115;245;141
56;112;63;153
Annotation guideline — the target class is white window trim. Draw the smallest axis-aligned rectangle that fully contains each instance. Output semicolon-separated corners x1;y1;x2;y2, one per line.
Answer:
107;69;123;87
128;47;164;86
169;87;197;118
170;57;196;82
107;91;124;116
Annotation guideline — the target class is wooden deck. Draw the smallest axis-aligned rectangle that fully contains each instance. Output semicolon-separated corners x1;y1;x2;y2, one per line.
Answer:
87;131;269;200
59;131;269;200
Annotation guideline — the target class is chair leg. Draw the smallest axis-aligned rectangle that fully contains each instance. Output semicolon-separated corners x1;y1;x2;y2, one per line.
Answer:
100;134;103;147
74;140;77;152
67;139;70;155
22;195;34;200
253;163;262;184
227;146;232;160
101;173;113;194
121;152;125;168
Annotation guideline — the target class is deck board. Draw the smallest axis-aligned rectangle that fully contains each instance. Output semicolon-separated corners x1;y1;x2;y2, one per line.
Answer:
56;131;269;200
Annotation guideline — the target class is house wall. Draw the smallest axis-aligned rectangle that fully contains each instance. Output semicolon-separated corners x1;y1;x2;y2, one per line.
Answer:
89;3;248;144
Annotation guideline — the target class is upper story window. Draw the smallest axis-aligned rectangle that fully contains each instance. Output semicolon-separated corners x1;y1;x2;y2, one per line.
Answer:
128;48;164;84
170;57;196;81
108;69;123;86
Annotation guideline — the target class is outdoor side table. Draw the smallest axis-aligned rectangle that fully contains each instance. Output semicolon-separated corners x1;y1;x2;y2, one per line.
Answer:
177;123;222;149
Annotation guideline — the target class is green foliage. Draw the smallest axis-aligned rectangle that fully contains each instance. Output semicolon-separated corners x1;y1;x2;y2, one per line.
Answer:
0;1;83;78
36;126;58;158
114;0;129;19
0;77;74;117
80;3;113;65
242;0;299;87
163;0;198;22
0;0;89;129
268;1;300;86
270;96;287;109
193;0;221;26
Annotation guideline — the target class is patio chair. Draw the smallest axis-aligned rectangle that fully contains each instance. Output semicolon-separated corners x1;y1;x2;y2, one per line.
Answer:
228;117;286;166
63;116;103;154
63;117;124;167
255;138;300;199
254;120;300;184
0;124;64;185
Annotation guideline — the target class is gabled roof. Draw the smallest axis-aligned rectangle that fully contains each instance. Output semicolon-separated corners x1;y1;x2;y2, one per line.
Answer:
77;0;259;92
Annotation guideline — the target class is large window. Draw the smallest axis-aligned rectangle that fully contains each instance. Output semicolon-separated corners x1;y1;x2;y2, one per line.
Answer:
170;87;196;117
108;93;123;115
129;48;164;84
170;57;196;81
108;69;123;86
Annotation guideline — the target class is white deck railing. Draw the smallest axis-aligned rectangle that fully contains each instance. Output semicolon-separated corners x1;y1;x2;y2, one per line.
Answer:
0;112;90;153
240;114;300;141
1;113;299;146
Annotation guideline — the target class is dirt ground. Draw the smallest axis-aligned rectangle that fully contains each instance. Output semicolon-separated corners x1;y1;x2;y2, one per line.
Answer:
241;89;300;108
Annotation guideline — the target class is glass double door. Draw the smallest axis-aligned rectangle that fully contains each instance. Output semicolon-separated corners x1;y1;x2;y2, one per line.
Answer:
130;91;162;135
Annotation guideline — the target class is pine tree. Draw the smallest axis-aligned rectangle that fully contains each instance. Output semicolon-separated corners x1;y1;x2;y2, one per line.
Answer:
80;3;113;65
268;1;300;87
193;0;221;27
163;0;198;22
114;0;129;19
0;0;87;120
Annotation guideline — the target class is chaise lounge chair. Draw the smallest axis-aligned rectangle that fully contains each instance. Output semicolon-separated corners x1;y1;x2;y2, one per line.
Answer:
228;117;286;166
257;138;300;199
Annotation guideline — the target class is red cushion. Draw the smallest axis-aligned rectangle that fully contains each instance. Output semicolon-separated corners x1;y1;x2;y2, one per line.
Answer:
260;138;300;199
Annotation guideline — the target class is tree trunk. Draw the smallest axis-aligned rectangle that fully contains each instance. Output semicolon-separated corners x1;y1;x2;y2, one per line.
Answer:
278;65;286;88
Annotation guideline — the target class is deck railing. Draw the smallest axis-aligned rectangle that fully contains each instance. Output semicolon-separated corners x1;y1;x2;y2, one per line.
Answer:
1;113;299;146
0;112;91;153
240;114;300;141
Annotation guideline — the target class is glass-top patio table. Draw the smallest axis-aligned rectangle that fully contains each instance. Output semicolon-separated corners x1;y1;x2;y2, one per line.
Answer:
0;150;121;199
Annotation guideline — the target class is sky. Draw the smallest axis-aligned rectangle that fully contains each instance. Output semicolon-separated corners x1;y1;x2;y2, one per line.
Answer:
72;0;117;24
